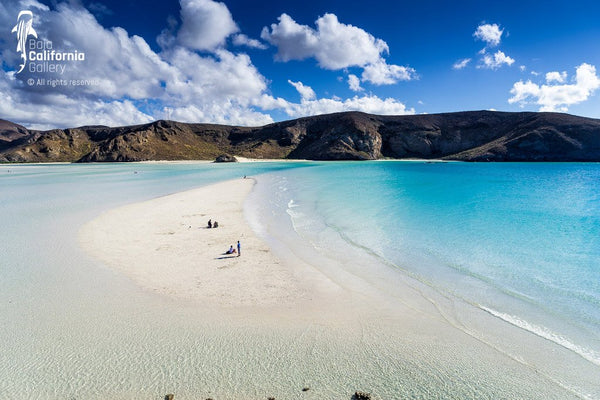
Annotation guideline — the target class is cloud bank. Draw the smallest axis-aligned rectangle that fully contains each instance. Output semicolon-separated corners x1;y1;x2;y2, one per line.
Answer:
0;0;415;129
509;63;600;112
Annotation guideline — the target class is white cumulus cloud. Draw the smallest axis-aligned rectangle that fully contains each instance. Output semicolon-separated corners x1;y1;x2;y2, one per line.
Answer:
508;63;600;112
453;58;471;70
284;93;415;118
261;12;415;86
545;71;567;84
176;0;239;51
362;60;416;85
0;1;417;129
260;93;415;118
473;23;503;47
18;0;49;11
288;79;316;100
348;74;363;91
0;1;274;128
479;50;515;70
0;71;153;129
256;80;414;118
261;13;386;69
232;34;267;49
457;22;513;72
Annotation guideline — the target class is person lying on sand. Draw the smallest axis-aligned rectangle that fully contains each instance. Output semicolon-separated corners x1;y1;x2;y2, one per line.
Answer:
225;245;237;255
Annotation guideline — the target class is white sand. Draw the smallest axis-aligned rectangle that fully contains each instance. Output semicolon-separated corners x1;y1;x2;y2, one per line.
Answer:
76;176;595;399
79;178;338;309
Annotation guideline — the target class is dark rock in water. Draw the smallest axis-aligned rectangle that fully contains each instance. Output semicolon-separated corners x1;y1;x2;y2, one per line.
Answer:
215;153;238;163
302;387;310;391
267;397;276;400
352;391;371;400
164;394;174;400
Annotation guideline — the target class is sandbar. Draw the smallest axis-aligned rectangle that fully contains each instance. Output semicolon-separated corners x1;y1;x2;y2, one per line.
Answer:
79;178;338;310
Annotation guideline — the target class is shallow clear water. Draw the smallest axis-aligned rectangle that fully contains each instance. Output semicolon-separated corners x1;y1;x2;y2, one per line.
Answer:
1;161;598;399
251;161;600;367
0;162;313;399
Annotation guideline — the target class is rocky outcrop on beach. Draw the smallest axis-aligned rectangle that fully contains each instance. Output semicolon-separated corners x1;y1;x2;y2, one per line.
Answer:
214;153;238;163
1;111;600;162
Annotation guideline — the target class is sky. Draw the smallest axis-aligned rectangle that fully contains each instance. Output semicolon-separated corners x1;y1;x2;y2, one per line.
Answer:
0;0;599;129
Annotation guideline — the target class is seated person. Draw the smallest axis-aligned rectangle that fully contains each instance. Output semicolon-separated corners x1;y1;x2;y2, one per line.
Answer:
225;245;237;255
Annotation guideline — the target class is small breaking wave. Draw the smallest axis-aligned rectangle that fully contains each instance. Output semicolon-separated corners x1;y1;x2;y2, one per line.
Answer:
480;305;600;367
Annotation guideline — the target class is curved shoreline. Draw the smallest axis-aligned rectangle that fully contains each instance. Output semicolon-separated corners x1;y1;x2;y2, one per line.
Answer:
79;178;344;310
77;175;592;399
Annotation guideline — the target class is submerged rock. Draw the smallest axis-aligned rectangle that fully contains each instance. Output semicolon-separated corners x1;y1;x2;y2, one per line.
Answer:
164;394;174;400
352;391;371;400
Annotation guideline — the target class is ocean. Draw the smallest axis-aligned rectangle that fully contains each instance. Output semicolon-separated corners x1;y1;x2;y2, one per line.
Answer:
248;161;600;395
1;161;598;399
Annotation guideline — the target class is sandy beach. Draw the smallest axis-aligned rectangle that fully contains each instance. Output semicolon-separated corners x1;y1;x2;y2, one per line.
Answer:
79;178;341;310
75;174;593;399
78;176;444;328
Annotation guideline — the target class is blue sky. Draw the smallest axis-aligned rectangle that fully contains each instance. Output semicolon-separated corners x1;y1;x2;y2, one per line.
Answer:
0;0;599;129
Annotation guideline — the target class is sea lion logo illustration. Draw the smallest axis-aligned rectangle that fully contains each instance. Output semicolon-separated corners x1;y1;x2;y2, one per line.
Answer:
12;10;37;74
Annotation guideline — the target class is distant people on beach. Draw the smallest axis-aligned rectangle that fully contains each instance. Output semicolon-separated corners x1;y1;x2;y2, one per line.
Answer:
237;240;241;257
225;245;236;255
213;221;218;228
207;219;218;228
207;219;212;228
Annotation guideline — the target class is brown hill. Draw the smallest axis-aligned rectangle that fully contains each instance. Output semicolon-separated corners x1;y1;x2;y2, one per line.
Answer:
1;111;599;162
0;119;34;149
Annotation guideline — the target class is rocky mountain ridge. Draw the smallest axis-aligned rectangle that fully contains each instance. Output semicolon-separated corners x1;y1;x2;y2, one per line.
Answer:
1;110;599;162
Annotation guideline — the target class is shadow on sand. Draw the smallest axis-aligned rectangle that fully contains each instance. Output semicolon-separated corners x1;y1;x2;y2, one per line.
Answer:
215;255;238;260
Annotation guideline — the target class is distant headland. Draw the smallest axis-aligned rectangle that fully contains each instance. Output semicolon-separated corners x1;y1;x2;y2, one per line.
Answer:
1;110;600;162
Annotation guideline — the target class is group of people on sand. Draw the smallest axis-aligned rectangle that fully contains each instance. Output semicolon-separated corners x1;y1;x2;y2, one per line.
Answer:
207;219;241;257
225;241;241;257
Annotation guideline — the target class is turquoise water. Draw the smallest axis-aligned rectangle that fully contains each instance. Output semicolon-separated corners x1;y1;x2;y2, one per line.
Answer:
1;161;599;398
251;161;600;367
